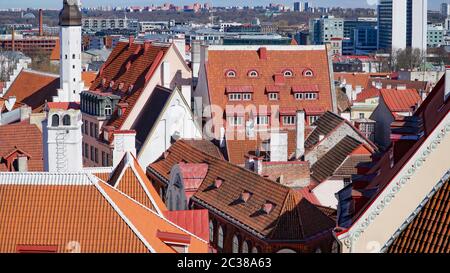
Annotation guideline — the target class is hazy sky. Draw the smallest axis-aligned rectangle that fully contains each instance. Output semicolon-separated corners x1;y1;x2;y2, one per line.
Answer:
0;0;447;10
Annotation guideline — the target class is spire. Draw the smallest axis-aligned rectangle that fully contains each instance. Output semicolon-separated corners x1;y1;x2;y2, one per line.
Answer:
59;0;82;27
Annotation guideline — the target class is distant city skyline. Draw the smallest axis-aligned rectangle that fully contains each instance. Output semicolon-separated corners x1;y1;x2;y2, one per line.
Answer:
0;0;447;10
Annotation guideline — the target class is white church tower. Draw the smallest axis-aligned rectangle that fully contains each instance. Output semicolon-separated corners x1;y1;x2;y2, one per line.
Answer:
43;0;84;173
43;108;83;172
55;0;84;102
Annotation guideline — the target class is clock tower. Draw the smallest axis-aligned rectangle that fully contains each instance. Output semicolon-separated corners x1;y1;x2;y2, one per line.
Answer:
56;0;84;102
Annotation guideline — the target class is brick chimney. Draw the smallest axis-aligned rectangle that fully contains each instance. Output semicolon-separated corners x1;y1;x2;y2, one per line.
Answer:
11;26;15;52
39;9;44;36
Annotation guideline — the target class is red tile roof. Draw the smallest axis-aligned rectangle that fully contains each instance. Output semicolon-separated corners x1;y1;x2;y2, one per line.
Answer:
205;46;334;117
355;88;380;102
387;177;450;253
5;70;59;113
344;73;450;229
0;122;43;171
148;140;336;242
380;89;421;113
335;72;390;90
89;41;170;130
164;209;210;242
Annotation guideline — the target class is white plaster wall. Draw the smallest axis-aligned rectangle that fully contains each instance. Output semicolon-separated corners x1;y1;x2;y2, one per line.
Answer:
313;179;345;209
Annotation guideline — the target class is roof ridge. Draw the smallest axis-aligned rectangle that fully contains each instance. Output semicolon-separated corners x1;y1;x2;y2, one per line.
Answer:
22;69;59;78
0;172;95;185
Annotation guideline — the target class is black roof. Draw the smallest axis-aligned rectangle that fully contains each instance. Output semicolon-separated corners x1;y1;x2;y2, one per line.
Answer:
59;0;82;27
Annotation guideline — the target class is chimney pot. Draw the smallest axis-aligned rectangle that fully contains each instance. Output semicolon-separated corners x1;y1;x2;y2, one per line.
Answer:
258;47;267;60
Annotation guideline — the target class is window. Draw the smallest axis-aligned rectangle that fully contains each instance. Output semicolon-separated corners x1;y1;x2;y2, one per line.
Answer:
51;114;59;127
294;93;304;100
268;93;278;100
94;124;98;139
232;235;239;253
305;93;318;100
228;93;241;101
62;115;71;126
90;146;94;161
94;148;98;163
105;105;112;116
84;144;89;158
304;69;314;77
90;123;94;137
84;121;89;136
282;116;296;125
283;69;293;77
227;116;243;126
242;93;252;100
251;246;259;253
256;116;269;125
242;241;249;253
209;220;214;242
102;151;106;167
226;70;236;78
359;113;365;119
309;116;319;125
218;226;224;249
72;54;76;59
248;70;259;78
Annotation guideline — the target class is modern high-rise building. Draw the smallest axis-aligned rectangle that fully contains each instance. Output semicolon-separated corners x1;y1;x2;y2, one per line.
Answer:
293;1;308;12
309;16;344;45
377;0;427;52
343;18;378;55
441;3;450;17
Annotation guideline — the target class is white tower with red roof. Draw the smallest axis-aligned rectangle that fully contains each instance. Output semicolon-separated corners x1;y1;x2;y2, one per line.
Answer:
55;0;84;102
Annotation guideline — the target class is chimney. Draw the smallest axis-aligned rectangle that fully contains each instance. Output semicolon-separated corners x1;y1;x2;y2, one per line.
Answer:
17;155;28;172
445;66;450;101
254;156;263;175
144;40;152;52
258;47;267;60
270;131;288;162
295;110;305;159
162;61;171;88
39;9;44;36
11;26;15;52
112;130;137;168
128;35;135;46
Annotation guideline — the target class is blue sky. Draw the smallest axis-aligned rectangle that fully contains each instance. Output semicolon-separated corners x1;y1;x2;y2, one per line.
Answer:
0;0;446;10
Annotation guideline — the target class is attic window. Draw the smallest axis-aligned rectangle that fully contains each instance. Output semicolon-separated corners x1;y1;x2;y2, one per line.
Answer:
226;70;236;78
213;178;224;188
248;70;259;78
101;78;107;87
118;82;124;90
303;69;314;77
109;81;115;88
239;191;252;203
261;201;275;214
283;69;293;77
128;85;134;93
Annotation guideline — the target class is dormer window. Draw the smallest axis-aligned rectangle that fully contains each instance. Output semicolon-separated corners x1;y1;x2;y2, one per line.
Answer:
51;114;60;127
109;81;115;88
242;93;252;100
283;69;293;77
239;191;252;203
228;93;242;101
213;178;223;188
303;69;314;77
248;70;259;78
118;82;124;91
268;93;278;100
226;70;237;78
261;201;275;214
105;105;112;116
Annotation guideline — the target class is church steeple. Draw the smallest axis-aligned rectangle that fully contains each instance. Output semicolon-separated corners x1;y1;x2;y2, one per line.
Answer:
59;0;82;27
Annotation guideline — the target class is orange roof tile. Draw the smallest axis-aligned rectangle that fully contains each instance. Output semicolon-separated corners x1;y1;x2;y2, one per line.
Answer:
380;89;421;113
89;41;170;130
0;122;43;171
82;71;97;87
205;46;334;118
5;70;59;113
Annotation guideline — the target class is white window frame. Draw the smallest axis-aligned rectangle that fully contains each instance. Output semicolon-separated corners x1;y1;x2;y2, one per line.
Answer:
256;115;269;125
248;70;259;78
242;241;249;253
309;115;319;124
294;93;304;100
218;226;224;249
283;70;293;77
226;70;236;78
232;235;239;253
268;93;278;100
282;116;296;125
227;116;243;126
228;93;242;101
242;93;252;100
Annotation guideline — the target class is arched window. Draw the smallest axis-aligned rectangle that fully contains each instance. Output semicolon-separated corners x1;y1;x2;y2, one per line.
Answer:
218;226;224;249
248;70;259;78
251;246;259;253
63;115;71;126
51;114;60;127
277;248;296;253
242;241;249;253
232;235;239;253
331;241;340;253
226;70;236;78
283;69;293;77
209;220;214;243
303;69;314;77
